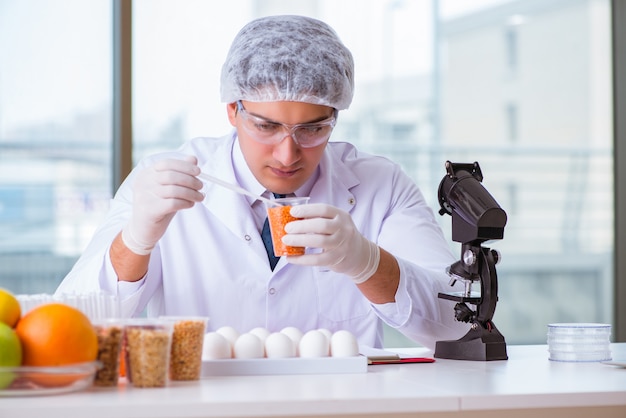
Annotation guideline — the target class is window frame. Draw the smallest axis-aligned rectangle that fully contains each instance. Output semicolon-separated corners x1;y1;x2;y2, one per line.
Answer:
612;0;626;341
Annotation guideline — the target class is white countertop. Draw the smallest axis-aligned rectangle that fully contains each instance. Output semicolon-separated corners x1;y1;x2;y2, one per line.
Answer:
2;344;625;418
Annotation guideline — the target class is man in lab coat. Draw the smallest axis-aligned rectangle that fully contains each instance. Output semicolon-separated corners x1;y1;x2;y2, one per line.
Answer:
57;15;467;349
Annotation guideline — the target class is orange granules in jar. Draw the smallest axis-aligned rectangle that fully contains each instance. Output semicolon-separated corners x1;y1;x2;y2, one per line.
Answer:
267;205;305;256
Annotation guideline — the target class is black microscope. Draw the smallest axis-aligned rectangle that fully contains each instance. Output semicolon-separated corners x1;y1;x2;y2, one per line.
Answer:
434;161;508;361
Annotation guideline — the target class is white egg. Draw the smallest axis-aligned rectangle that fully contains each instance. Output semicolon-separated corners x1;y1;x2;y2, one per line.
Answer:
233;333;265;359
317;328;332;345
216;326;240;349
264;332;296;358
280;326;304;355
330;330;359;357
202;332;232;360
299;330;330;358
249;327;271;343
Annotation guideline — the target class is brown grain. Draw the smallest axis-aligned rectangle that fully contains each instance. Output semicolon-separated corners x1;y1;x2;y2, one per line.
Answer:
93;324;123;386
124;326;171;388
169;319;206;380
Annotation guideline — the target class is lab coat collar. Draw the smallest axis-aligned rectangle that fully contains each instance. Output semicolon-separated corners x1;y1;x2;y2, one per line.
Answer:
310;142;360;214
232;140;265;205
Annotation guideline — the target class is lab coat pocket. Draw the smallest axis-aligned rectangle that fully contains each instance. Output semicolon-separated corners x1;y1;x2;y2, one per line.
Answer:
316;271;371;327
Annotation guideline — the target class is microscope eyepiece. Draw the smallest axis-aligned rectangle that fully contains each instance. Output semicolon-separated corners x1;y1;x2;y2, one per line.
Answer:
438;161;507;244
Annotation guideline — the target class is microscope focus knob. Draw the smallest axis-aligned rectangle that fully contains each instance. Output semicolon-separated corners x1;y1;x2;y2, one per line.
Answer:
462;249;477;267
490;249;501;264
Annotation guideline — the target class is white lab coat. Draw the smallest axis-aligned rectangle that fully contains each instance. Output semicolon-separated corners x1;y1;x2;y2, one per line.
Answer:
57;132;468;349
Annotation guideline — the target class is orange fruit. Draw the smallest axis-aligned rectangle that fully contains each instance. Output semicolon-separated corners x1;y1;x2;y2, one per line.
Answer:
16;303;98;366
15;303;98;387
0;288;21;328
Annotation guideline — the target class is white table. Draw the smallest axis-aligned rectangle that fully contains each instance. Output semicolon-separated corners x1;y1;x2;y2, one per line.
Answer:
2;344;625;418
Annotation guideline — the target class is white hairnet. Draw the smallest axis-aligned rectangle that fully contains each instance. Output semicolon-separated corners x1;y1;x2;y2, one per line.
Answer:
220;15;354;110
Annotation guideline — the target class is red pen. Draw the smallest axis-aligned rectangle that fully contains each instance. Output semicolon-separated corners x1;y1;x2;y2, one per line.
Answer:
368;357;435;365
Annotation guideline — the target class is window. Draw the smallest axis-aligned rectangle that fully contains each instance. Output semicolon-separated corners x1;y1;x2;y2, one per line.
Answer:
133;0;615;346
0;0;112;294
438;0;613;343
505;25;519;74
0;0;618;346
506;102;518;141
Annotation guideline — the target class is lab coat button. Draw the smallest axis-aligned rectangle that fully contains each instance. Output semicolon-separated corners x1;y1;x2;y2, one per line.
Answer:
268;288;276;295
244;234;252;241
348;197;355;205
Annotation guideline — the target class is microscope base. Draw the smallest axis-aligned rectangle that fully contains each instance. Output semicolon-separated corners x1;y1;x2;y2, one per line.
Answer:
434;325;508;361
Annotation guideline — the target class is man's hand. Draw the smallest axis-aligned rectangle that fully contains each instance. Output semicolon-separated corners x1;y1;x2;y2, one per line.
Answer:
282;204;380;284
122;155;204;255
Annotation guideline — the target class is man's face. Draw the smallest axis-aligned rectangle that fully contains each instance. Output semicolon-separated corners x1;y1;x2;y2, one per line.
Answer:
227;100;335;195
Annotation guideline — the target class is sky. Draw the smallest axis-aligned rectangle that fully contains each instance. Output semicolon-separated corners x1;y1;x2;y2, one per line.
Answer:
0;0;111;134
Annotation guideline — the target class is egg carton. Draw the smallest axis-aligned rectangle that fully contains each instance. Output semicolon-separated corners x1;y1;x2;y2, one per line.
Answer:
201;355;368;376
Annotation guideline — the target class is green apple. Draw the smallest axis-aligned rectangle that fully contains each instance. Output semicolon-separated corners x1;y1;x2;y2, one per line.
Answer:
0;322;22;389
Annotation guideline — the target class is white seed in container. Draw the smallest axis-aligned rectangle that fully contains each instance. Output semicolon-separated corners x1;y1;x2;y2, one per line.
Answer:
234;333;264;359
265;332;296;358
299;330;330;358
249;327;270;343
202;332;232;360
330;330;359;357
280;326;304;355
